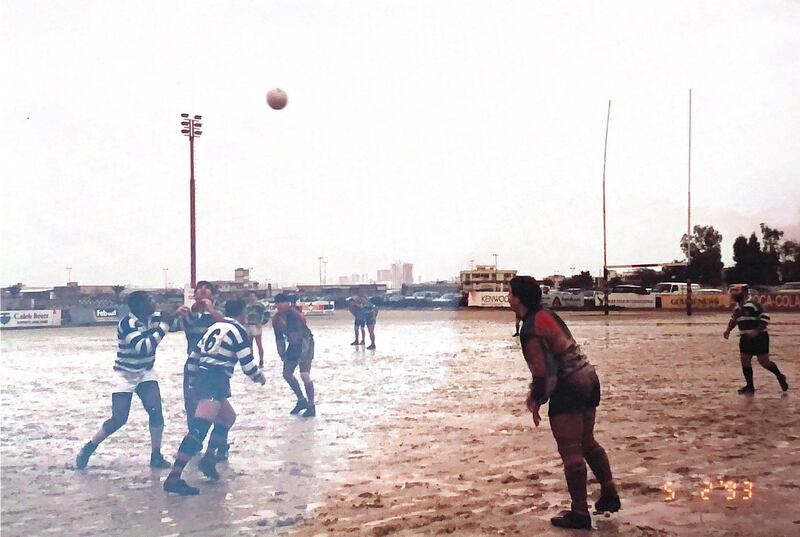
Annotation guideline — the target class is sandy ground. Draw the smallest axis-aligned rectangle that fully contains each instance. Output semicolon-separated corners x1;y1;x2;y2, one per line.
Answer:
1;310;798;536
290;311;800;537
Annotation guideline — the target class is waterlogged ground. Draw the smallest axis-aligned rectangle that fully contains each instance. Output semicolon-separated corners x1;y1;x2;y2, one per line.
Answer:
0;311;461;536
2;310;799;537
290;311;800;537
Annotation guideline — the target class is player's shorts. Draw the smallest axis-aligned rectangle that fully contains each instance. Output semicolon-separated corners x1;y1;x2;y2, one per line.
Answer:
194;367;232;401
548;365;601;417
285;337;314;372
739;332;769;356
354;316;366;328
111;366;158;394
364;311;378;326
246;324;263;337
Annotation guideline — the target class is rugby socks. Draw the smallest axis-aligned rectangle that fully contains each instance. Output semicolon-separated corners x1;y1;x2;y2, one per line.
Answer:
764;361;782;378
584;445;617;498
303;379;315;406
742;366;754;389
168;418;212;480
563;462;590;515
204;425;230;461
764;362;789;391
149;425;164;454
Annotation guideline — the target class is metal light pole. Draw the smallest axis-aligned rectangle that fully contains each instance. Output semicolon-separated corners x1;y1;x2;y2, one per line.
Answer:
602;100;611;316
180;113;203;288
317;257;324;285
686;89;693;316
163;268;169;289
66;266;72;283
322;260;328;285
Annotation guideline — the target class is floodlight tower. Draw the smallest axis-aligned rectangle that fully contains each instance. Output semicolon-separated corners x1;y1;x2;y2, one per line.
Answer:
180;113;203;288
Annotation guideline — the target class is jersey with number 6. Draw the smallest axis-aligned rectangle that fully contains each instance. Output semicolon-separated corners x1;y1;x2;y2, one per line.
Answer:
189;318;260;380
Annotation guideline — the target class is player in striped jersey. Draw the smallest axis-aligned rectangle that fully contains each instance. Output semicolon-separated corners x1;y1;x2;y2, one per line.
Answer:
76;291;183;470
724;284;788;394
164;298;265;495
173;281;222;427
172;280;238;463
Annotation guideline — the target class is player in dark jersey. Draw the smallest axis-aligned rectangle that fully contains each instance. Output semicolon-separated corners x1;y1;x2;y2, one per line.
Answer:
508;276;620;530
353;290;378;349
347;297;366;346
163;298;265;495
723;284;788;394
273;293;316;417
245;292;269;367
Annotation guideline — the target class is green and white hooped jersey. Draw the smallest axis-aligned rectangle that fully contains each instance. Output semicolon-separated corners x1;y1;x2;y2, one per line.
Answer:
731;300;769;333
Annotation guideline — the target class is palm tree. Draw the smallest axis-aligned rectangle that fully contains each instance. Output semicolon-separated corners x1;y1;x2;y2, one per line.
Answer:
112;285;125;303
7;283;22;298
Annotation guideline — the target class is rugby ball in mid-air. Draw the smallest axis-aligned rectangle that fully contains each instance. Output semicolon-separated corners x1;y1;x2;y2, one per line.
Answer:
266;88;288;110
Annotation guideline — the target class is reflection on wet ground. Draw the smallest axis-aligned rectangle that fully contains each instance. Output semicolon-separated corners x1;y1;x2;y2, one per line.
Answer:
2;310;798;536
1;311;461;536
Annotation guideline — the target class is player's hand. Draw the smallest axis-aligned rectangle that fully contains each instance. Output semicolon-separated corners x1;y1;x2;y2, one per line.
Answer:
723;330;730;340
258;360;264;369
525;394;541;427
175;305;190;316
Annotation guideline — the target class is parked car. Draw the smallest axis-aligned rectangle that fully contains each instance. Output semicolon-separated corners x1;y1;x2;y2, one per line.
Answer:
651;282;700;294
432;293;461;306
779;282;800;294
411;291;441;301
695;288;724;294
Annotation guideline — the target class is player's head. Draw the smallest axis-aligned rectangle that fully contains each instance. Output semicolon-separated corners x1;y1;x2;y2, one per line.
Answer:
224;298;247;320
195;280;216;301
508;276;543;314
357;287;367;297
729;284;749;303
274;292;292;313
127;291;155;318
248;291;258;304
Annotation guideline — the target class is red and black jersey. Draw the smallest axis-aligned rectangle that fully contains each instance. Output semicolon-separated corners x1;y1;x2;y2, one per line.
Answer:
519;308;590;379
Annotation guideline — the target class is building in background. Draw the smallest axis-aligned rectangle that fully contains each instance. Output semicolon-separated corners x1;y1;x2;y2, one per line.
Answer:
460;265;517;293
388;261;413;289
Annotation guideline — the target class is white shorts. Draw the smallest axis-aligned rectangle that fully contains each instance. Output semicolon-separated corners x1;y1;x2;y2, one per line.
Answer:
111;367;159;394
246;324;262;337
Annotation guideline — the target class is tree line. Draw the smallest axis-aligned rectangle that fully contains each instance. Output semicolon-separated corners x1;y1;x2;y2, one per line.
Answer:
559;223;800;289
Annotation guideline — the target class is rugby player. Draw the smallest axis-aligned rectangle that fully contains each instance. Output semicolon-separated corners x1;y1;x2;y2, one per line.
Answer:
245;292;269;367
163;298;265;495
76;291;179;470
723;284;788;394
272;293;316;417
508;276;620;529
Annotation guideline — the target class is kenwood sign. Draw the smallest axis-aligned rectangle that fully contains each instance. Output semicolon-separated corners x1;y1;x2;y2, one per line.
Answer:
468;291;510;308
0;310;62;329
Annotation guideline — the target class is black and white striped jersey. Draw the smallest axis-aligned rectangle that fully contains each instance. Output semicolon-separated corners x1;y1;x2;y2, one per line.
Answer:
115;312;172;373
731;299;770;332
190;318;260;379
172;311;217;355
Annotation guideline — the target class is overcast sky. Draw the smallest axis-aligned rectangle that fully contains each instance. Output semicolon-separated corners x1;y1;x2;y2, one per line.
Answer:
2;1;798;289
